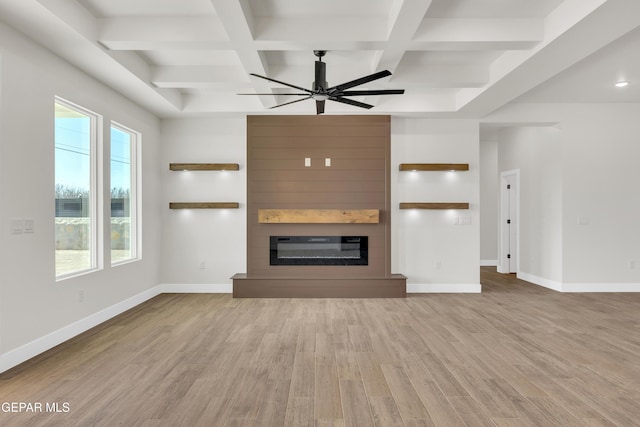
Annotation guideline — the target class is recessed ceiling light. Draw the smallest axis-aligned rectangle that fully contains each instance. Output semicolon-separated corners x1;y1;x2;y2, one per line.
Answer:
615;81;630;88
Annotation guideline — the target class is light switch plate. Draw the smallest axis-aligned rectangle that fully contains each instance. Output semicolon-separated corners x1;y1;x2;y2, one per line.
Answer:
11;219;24;234
304;157;311;167
23;219;35;233
577;216;590;225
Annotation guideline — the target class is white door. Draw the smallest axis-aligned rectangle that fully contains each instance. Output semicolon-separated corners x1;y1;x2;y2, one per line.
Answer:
499;170;519;274
506;175;517;273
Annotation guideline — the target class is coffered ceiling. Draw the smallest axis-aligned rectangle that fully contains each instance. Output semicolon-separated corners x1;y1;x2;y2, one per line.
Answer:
0;0;639;118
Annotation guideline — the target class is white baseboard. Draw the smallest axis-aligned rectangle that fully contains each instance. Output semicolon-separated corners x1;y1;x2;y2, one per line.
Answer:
480;260;498;267
517;272;564;292
159;283;232;293
518;272;640;292
0;286;163;374
561;282;640;292
407;283;482;293
0;283;234;373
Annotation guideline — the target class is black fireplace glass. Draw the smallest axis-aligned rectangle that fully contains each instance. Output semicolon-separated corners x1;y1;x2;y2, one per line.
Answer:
270;236;368;266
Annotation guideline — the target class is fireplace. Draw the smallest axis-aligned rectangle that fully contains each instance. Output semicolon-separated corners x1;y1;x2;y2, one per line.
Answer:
233;115;405;298
270;236;368;266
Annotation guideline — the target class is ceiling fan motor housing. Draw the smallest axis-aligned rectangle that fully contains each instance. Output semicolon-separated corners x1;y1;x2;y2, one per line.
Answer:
313;60;328;92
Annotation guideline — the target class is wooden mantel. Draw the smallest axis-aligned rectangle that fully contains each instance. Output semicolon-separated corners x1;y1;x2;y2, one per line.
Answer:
258;209;380;224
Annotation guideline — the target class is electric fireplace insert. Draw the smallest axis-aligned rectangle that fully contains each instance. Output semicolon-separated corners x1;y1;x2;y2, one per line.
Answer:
270;236;368;266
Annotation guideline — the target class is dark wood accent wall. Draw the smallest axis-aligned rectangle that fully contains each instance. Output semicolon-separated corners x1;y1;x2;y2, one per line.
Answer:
246;115;392;280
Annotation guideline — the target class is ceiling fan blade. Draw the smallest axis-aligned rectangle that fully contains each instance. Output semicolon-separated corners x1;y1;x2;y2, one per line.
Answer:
337;89;405;96
269;96;312;109
237;93;309;96
250;73;313;94
316;100;325;115
327;70;392;92
329;96;374;109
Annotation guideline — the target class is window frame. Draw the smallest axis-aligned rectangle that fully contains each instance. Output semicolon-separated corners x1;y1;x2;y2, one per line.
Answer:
109;121;141;266
54;97;103;280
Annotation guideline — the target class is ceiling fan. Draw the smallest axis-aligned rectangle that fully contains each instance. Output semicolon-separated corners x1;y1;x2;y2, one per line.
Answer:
239;50;405;115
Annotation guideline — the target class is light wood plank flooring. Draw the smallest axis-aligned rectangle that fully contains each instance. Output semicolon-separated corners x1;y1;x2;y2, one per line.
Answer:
1;268;639;426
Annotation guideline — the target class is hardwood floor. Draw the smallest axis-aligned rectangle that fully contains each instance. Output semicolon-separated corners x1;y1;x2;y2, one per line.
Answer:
1;267;640;426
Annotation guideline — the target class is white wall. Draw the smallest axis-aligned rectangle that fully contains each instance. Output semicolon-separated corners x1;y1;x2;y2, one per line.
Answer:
391;118;481;292
497;126;563;285
479;134;499;265
486;102;640;291
558;104;640;286
160;118;246;290
0;22;162;370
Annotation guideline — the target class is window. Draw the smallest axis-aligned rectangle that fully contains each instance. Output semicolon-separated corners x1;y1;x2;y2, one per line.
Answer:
55;99;101;278
110;123;140;264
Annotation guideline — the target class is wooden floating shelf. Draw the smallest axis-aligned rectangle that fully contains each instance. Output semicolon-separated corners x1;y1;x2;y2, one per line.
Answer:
170;163;239;171
258;209;380;224
170;202;239;209
399;163;469;172
399;203;469;210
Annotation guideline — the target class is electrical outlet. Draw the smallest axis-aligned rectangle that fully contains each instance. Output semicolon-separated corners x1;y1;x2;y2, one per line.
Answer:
435;261;442;270
629;260;636;269
78;289;84;303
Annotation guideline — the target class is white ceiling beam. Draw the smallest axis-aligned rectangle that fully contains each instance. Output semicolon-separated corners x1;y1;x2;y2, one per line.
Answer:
367;0;434;107
373;0;434;72
252;17;388;42
208;0;275;107
457;0;640;116
387;0;434;41
266;65;408;93
97;17;229;50
262;64;482;90
151;66;251;89
39;0;98;40
251;41;388;51
416;19;543;45
409;41;540;51
217;40;537;52
395;65;488;88
3;0;183;115
182;91;457;116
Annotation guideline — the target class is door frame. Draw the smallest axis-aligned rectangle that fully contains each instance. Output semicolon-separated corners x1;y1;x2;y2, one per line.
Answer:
498;169;520;274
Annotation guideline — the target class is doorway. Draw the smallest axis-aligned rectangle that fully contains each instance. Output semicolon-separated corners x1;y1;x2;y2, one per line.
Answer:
499;170;519;274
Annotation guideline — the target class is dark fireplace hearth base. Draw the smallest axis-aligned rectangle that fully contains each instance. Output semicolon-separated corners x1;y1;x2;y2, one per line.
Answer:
231;274;407;298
